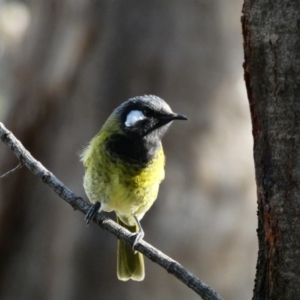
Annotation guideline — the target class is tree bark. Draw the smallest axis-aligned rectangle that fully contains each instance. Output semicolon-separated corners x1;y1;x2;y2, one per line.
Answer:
242;1;300;299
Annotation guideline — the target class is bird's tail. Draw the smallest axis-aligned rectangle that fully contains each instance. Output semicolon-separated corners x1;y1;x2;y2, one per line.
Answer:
117;216;145;281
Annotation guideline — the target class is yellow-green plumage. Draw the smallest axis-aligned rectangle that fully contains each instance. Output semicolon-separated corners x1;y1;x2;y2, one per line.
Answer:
81;113;165;221
81;112;165;281
81;95;187;281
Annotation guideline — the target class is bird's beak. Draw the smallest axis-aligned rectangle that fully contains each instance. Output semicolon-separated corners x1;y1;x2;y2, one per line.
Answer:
145;112;188;136
162;113;188;121
170;113;188;121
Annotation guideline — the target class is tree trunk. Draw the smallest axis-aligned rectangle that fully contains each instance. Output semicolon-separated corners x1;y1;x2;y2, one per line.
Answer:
242;1;300;299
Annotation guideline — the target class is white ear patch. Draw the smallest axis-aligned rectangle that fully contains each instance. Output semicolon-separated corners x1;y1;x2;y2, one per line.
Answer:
125;110;146;127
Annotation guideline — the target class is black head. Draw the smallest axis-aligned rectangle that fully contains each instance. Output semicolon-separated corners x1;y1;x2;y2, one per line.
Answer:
115;95;187;141
106;95;187;165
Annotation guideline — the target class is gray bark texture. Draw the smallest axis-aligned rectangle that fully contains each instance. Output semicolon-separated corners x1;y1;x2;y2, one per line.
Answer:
242;1;300;299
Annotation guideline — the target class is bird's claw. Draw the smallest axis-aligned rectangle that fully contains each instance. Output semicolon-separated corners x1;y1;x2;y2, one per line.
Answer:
132;230;145;254
84;202;101;225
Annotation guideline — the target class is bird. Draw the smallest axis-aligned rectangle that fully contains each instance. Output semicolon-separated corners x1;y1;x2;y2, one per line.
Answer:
81;95;187;281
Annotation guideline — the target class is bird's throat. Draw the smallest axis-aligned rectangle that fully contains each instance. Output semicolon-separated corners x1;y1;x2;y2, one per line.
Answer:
105;133;161;166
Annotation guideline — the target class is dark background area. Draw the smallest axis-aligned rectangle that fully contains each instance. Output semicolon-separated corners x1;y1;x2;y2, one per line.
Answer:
0;1;256;299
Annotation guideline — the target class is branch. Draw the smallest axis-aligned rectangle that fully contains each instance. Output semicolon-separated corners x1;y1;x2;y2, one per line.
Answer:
0;122;223;300
0;162;23;178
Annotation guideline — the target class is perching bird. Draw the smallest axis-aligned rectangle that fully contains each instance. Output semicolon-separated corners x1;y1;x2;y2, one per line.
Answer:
81;95;187;281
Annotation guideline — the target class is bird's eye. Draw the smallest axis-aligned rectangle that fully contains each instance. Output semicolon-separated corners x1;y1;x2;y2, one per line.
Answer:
142;109;153;117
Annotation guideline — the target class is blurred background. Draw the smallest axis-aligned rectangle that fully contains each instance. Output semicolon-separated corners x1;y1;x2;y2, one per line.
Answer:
0;1;257;299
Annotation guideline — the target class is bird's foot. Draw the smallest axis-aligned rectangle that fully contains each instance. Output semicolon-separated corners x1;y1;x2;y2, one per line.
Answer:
132;215;145;253
84;202;101;225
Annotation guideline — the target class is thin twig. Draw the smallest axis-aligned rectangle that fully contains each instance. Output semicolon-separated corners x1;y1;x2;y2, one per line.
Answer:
0;162;23;178
0;122;223;300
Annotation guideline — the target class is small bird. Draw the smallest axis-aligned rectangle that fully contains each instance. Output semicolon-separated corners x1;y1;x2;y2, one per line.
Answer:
81;95;187;281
